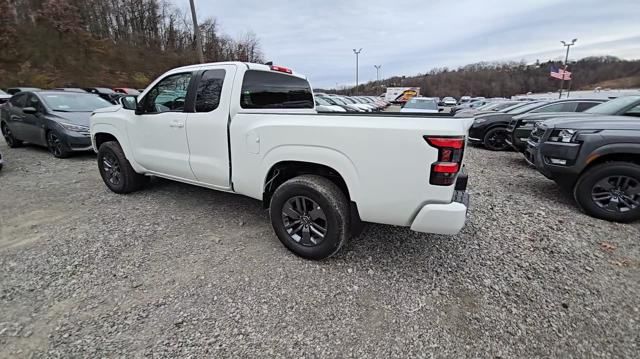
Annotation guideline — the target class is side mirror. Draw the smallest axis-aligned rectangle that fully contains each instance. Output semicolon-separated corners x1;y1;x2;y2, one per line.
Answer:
120;95;138;111
23;107;37;114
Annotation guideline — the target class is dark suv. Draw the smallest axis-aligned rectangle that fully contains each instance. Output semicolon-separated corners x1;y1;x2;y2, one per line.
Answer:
526;116;640;222
507;96;640;152
468;99;602;151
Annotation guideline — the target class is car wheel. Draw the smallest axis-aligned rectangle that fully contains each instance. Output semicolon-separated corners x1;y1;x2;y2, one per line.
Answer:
483;127;510;151
1;123;23;148
573;162;640;223
97;141;147;194
46;130;71;158
269;175;350;260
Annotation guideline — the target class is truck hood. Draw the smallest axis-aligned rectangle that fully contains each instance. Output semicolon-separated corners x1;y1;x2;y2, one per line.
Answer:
543;116;640;130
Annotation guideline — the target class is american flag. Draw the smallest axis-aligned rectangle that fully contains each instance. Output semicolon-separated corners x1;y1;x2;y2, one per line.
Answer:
550;65;572;80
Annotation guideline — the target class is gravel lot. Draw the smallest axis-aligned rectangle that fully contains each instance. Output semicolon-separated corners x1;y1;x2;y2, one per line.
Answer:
0;139;638;358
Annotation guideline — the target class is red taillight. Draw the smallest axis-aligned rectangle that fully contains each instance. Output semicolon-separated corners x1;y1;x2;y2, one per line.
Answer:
424;136;465;186
426;137;464;149
270;65;293;74
433;162;459;173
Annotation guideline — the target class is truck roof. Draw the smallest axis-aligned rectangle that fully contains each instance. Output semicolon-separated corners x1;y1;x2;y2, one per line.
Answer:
168;61;308;80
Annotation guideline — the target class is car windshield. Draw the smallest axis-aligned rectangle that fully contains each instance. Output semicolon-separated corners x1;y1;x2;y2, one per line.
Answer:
96;87;116;94
316;97;331;106
328;97;346;105
506;102;545;114
42;93;113;111
585;96;640;114
404;99;437;110
0;89;9;96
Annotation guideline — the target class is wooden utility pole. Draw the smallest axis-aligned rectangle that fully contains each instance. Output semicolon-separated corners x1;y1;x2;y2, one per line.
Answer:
189;0;204;63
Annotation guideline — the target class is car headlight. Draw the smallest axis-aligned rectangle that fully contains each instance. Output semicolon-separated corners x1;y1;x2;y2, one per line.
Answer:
549;129;576;143
60;122;89;132
474;118;487;124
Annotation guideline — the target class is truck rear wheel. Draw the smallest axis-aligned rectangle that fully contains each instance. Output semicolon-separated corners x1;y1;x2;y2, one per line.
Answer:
269;175;350;260
97;141;147;194
573;162;640;223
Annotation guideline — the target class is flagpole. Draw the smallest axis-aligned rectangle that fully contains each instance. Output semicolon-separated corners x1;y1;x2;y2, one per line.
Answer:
558;39;577;99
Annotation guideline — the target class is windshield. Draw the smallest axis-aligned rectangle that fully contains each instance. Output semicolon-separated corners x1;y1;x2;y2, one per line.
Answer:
585;96;640;114
0;89;8;96
404;99;437;110
328;97;346;105
316;97;331;106
506;102;545;114
42;93;113;112
96;87;116;94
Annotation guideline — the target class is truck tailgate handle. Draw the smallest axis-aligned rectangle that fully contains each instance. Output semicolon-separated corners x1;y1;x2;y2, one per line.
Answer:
169;120;184;128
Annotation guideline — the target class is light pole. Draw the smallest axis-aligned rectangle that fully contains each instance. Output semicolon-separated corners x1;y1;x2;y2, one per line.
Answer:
374;65;382;82
353;48;362;93
189;0;204;63
558;38;577;98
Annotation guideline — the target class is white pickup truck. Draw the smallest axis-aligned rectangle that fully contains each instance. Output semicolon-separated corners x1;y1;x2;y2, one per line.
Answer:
90;62;472;259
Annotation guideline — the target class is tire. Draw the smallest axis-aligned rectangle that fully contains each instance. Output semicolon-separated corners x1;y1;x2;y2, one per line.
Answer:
97;141;147;194
46;130;71;158
1;123;23;148
573;161;640;223
483;127;510;151
269;175;350;260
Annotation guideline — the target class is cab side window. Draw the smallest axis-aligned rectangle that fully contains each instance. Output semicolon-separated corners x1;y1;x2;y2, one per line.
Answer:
142;72;193;114
9;94;27;108
195;70;226;112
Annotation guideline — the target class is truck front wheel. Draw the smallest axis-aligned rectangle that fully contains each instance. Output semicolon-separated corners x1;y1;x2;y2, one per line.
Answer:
97;141;147;194
574;162;640;222
269;175;350;260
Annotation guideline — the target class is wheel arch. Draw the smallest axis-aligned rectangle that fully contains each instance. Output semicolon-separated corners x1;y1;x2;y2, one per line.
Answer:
580;145;640;174
91;124;144;173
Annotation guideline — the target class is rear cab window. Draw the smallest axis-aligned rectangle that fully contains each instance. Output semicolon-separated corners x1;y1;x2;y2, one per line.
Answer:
240;70;313;109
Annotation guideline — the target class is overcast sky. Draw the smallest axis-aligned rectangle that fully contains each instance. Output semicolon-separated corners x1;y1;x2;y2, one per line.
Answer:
184;0;640;88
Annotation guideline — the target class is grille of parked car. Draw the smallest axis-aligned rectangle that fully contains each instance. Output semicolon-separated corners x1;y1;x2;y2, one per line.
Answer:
529;123;546;144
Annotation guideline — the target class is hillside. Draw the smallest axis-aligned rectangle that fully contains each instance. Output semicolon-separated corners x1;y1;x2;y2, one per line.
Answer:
0;0;263;89
344;57;640;97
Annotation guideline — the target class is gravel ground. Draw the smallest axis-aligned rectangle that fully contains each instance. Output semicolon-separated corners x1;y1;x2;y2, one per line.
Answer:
0;140;638;358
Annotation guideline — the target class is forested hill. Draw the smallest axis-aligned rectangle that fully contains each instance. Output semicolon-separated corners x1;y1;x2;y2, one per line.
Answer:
342;57;640;97
0;0;264;88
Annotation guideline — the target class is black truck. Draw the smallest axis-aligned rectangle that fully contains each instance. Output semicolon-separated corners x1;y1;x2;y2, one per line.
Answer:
526;116;640;222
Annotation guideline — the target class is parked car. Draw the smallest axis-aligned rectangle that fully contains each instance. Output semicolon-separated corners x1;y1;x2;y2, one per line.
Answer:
454;101;529;118
315;97;346;112
113;88;141;95
455;101;522;116
323;95;363;112
468;99;605;151
90;62;472;259
400;97;440;113
84;87;121;104
0;89;10;105
6;87;41;95
507;96;640;152
316;95;357;112
0;91;112;157
526;116;640;222
458;96;472;104
442;97;457;106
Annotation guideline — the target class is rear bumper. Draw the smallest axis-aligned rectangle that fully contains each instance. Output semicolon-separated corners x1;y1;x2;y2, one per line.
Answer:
410;191;469;235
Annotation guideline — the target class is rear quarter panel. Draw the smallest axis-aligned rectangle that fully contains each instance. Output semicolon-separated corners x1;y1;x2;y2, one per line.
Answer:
230;113;472;226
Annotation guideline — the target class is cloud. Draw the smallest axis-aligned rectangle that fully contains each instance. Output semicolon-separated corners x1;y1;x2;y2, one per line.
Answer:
188;0;640;88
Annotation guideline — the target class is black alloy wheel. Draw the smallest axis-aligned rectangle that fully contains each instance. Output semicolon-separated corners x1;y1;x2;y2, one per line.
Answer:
281;195;328;246
2;123;21;147
46;131;69;158
483;127;510;151
591;175;640;213
101;151;122;187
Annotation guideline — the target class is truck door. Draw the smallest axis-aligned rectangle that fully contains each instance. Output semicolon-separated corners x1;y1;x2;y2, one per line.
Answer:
185;65;237;189
127;71;196;180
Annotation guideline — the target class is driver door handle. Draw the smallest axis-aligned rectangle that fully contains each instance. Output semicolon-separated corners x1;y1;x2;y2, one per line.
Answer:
169;120;184;128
